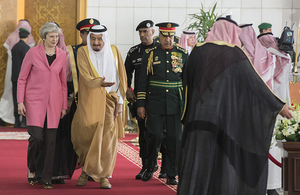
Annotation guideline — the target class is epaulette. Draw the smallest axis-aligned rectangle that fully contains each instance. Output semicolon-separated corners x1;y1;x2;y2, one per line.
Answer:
145;46;157;54
176;46;188;54
174;43;181;47
129;45;139;53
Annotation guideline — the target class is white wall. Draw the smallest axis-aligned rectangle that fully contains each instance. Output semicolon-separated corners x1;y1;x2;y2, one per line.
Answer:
87;0;300;60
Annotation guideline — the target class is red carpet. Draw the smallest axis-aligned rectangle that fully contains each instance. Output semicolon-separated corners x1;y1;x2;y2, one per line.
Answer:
0;130;177;195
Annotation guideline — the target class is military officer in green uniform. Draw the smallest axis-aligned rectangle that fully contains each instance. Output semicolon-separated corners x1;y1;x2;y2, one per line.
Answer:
137;22;188;185
153;35;180;46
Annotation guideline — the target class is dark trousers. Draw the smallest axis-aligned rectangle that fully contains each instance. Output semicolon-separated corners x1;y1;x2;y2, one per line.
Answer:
138;118;147;161
27;118;57;184
12;81;18;116
146;112;182;177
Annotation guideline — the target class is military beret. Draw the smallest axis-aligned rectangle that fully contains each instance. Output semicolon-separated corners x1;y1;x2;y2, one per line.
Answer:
258;23;272;30
19;28;30;34
76;18;100;31
136;20;154;31
155;22;179;36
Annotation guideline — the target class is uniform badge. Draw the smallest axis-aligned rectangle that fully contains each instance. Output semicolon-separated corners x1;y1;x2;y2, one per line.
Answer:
153;56;161;65
89;18;94;24
167;23;171;28
171;52;183;73
146;23;150;28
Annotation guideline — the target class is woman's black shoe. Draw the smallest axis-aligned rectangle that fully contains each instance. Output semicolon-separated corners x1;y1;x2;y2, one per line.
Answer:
27;177;37;185
43;183;53;189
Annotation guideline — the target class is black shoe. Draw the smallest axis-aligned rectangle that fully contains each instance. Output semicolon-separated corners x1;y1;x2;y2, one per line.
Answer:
141;165;158;182
27;176;37;185
135;168;146;180
166;177;178;185
158;172;167;178
141;169;153;182
267;189;279;195
43;183;53;189
52;178;66;184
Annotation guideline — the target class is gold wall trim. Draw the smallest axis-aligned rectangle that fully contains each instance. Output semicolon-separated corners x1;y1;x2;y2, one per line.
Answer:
0;0;18;98
76;0;87;44
17;0;25;21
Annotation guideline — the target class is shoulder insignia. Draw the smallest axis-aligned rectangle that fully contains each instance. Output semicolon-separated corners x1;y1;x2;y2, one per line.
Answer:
176;46;188;54
145;46;157;54
174;43;181;47
129;45;141;54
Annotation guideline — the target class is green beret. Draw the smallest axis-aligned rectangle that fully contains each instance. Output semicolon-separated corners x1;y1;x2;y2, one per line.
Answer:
258;23;272;30
19;28;30;34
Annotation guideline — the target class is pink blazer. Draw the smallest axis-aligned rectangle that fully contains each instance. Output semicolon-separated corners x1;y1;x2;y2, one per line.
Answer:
17;44;67;128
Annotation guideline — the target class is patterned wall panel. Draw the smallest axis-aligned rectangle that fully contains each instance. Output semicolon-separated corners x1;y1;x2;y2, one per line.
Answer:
0;0;18;97
25;0;77;46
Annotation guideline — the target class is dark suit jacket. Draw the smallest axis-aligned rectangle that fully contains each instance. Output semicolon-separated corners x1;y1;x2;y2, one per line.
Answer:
11;40;30;81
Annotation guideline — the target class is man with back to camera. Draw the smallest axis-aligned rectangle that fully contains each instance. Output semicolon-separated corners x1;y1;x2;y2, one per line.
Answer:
257;22;292;195
11;28;30;128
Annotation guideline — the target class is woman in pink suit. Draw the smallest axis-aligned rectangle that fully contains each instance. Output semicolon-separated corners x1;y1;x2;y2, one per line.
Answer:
17;22;67;189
